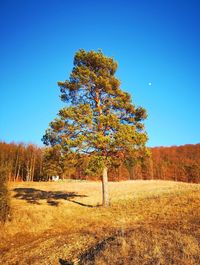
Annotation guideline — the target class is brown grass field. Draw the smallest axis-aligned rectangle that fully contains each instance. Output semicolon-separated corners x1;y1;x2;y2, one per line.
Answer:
0;180;200;265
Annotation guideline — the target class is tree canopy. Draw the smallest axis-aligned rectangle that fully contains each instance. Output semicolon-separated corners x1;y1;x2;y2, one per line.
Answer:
43;49;147;160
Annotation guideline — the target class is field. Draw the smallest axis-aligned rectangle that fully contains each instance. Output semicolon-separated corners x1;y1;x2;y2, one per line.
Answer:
0;180;200;265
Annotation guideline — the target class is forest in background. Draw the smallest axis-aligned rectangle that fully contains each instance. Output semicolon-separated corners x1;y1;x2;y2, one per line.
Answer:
0;141;199;183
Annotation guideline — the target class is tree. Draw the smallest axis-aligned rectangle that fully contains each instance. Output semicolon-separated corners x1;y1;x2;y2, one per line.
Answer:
42;146;63;180
43;49;148;206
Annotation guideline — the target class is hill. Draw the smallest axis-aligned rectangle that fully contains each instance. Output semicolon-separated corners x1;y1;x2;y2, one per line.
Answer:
0;180;200;264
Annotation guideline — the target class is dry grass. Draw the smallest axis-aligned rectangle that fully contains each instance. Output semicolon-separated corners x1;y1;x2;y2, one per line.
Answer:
0;180;200;264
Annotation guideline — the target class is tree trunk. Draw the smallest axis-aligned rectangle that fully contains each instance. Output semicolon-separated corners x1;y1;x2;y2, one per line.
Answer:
16;164;21;182
14;153;19;181
102;167;109;206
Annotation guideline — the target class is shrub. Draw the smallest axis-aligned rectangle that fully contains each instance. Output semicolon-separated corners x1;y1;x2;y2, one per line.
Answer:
0;169;10;223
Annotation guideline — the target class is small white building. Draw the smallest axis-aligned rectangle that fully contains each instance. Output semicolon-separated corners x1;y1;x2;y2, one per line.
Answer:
52;175;59;181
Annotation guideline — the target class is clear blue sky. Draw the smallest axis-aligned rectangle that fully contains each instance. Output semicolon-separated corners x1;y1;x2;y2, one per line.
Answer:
0;0;200;147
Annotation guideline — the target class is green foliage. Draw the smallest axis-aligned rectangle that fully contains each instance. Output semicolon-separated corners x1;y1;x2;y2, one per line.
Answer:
43;49;148;174
42;146;63;177
85;155;108;176
0;169;10;223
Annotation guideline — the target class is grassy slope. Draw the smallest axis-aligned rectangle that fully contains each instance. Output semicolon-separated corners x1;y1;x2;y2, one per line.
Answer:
0;180;200;264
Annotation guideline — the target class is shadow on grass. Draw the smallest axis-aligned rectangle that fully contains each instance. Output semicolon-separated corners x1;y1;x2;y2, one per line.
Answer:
58;234;117;265
59;258;72;265
13;188;97;207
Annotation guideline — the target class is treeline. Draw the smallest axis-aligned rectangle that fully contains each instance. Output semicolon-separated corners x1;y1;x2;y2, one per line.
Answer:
151;144;200;183
0;141;199;183
0;142;43;181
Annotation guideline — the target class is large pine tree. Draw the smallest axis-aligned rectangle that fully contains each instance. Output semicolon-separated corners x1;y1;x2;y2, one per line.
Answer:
43;49;148;206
